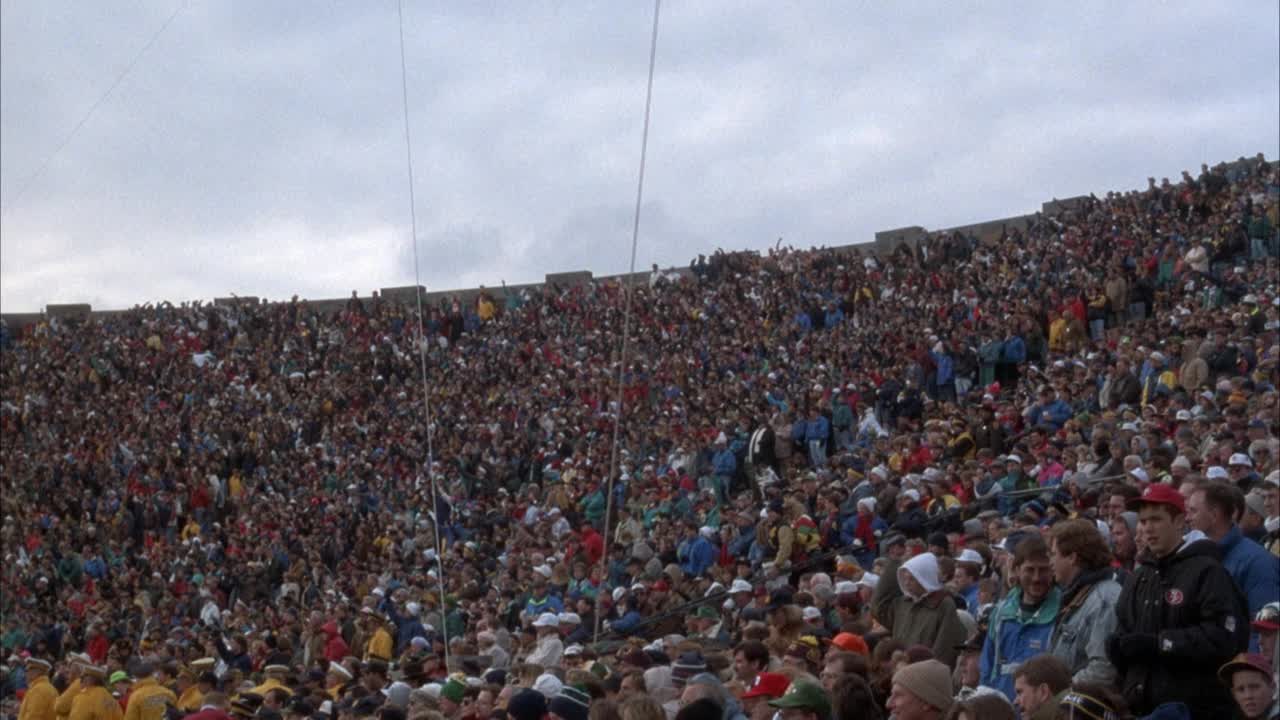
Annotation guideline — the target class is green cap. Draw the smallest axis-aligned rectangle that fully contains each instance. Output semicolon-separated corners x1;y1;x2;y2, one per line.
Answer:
108;671;131;685
694;606;718;620
768;682;831;719
440;679;466;703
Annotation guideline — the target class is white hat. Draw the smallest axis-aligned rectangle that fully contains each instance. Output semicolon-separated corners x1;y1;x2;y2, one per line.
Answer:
1171;456;1192;470
902;489;921;503
802;606;822;621
1175;410;1192;421
1207;466;1230;480
533;564;553;578
699;526;716;538
1229;453;1253;467
729;579;753;594
956;549;984;565
630;582;647;592
328;663;353;680
533;673;563;699
1265;470;1280;486
611;587;627;603
871;465;889;480
1006;454;1022;464
563;644;584;657
557;612;581;625
1129;468;1149;483
532;612;559;628
854;573;879;590
405;602;421;616
1120;422;1140;432
857;497;877;512
834;580;857;595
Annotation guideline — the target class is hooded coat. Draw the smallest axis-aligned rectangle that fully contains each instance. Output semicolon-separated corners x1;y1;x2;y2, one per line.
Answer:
1110;536;1248;717
871;554;968;666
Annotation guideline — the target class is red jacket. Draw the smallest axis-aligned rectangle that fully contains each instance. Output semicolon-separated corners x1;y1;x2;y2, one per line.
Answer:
323;621;350;662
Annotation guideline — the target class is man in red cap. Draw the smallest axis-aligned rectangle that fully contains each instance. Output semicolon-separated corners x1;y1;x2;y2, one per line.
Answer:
739;672;789;720
1109;483;1249;717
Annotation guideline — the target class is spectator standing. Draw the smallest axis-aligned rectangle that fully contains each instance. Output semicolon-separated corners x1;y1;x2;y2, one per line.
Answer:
979;536;1060;701
872;553;968;667
1186;484;1280;625
1048;519;1121;686
1110;484;1249;717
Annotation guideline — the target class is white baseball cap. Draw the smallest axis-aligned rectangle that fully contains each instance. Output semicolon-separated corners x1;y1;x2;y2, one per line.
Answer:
729;579;753;594
1229;453;1253;467
532;613;559;628
1207;466;1230;480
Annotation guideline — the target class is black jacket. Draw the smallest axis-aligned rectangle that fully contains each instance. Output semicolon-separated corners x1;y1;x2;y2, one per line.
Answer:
1111;537;1249;718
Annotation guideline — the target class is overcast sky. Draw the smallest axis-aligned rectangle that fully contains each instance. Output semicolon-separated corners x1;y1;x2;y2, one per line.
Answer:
2;2;1276;312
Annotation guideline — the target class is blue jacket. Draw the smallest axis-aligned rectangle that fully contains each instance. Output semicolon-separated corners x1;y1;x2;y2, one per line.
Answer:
804;416;830;443
980;586;1061;701
524;594;564;617
1027;399;1072;429
712;449;737;476
931;352;954;385
1001;336;1026;364
1218;525;1280;616
680;536;716;577
611;609;644;635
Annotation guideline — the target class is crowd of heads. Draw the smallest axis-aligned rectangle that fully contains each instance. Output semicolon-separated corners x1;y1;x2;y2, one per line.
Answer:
2;153;1279;720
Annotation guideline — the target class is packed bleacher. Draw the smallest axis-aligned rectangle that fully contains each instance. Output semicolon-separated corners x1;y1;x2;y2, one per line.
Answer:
2;154;1279;720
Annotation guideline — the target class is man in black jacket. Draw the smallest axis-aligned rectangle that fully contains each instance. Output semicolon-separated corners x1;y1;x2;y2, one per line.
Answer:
1109;484;1249;717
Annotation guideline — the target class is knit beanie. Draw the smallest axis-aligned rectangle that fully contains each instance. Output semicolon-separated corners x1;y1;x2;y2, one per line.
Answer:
891;660;953;711
671;652;707;689
548;686;591;720
439;679;466;704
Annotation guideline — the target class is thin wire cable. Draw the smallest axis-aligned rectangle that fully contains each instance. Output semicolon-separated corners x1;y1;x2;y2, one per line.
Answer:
594;0;661;645
396;0;449;669
1;0;191;218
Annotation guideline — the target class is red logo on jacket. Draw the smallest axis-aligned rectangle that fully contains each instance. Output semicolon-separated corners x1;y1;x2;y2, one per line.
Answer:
1164;589;1184;606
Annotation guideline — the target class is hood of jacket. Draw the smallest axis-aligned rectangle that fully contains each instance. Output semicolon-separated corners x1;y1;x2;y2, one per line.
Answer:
899;552;943;598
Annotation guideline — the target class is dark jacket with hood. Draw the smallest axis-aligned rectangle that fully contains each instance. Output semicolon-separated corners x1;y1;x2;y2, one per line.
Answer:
1110;535;1249;718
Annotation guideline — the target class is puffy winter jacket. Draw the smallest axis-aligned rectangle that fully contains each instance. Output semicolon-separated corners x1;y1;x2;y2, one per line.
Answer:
1111;537;1249;717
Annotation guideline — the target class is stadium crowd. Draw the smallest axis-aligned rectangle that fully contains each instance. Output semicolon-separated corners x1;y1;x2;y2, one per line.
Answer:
2;153;1280;720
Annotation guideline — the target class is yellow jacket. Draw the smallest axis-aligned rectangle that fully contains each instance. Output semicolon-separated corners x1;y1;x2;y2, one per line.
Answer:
20;676;58;720
365;627;393;661
175;687;203;712
248;678;293;698
68;687;122;720
55;678;82;720
122;678;175;720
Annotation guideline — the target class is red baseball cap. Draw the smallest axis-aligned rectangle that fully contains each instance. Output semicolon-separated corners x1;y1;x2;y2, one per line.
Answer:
742;672;790;700
830;632;869;656
1127;483;1185;515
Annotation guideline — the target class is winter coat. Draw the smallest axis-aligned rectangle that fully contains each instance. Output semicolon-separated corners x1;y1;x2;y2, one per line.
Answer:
980;586;1061;701
871;555;968;667
1112;537;1249;717
1217;525;1280;617
1050;567;1121;687
20;675;58;720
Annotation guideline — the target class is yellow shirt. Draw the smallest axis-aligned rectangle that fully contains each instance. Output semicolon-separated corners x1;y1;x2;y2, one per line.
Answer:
175;687;203;712
20;675;58;720
365;627;393;661
247;678;292;699
68;687;122;720
55;678;82;720
122;678;175;720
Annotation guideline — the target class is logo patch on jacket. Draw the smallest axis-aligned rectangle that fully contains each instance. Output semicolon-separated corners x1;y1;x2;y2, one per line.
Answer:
1164;589;1184;606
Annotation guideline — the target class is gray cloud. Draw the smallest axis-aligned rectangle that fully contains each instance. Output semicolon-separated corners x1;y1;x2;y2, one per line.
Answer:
2;1;1276;311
